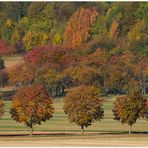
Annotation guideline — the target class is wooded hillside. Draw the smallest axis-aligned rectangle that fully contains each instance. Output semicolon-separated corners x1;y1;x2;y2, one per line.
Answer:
0;2;147;96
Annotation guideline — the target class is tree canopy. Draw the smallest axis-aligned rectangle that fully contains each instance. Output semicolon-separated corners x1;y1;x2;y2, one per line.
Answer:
113;90;148;134
63;85;104;133
10;84;54;135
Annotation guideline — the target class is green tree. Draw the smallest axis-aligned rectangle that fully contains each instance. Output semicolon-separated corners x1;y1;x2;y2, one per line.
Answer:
105;3;123;28
10;17;30;52
135;3;148;20
1;19;15;43
128;19;147;46
3;2;29;22
23;31;48;51
64;85;104;134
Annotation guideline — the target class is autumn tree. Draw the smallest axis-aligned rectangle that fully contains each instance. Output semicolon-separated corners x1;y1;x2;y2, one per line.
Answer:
2;19;15;41
113;90;148;134
23;31;48;51
109;20;120;40
35;66;64;97
63;85;104;134
64;7;98;48
63;65;98;86
0;40;15;55
8;63;35;88
0;100;5;118
81;48;110;95
127;19;147;48
133;57;148;95
43;69;63;97
24;45;74;70
105;3;123;28
10;84;54;135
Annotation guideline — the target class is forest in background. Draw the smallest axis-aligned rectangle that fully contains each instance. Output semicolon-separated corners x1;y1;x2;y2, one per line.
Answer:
0;2;147;97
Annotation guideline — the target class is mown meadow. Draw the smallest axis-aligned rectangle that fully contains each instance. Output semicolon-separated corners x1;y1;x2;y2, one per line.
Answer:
0;97;147;134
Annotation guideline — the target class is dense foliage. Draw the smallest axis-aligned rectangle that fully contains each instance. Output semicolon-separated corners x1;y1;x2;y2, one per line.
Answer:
10;84;54;135
0;2;148;99
0;2;147;54
64;85;104;133
113;90;148;134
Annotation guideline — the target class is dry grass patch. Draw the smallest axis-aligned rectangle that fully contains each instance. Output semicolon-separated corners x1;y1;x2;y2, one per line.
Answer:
3;55;24;69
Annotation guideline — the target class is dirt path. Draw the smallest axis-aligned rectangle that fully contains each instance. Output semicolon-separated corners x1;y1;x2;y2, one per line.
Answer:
0;132;148;146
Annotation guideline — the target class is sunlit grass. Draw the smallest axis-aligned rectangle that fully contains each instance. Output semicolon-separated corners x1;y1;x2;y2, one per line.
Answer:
0;97;147;134
3;55;24;69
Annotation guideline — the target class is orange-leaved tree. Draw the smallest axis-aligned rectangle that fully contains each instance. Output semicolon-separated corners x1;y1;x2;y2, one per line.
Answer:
63;85;104;134
64;7;98;48
113;90;148;134
10;84;54;135
8;63;35;88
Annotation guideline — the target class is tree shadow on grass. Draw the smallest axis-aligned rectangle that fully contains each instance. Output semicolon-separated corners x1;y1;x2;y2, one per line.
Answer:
132;131;148;134
0;131;148;137
98;131;148;135
0;132;75;137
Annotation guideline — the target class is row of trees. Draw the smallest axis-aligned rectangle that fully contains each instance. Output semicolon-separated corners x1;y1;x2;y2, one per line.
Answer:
7;46;148;97
0;84;147;135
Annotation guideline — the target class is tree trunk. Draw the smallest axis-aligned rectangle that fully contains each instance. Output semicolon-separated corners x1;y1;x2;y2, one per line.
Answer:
56;86;59;96
58;87;61;95
81;125;84;134
49;88;52;96
0;81;2;88
30;119;33;136
62;85;65;94
143;79;146;96
104;87;109;96
30;126;33;136
128;125;132;134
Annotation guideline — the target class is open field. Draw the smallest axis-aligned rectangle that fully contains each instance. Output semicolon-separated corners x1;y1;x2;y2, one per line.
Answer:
0;98;148;146
0;133;148;146
3;55;24;69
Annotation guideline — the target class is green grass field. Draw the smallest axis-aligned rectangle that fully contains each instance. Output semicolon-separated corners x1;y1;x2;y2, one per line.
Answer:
0;98;147;134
